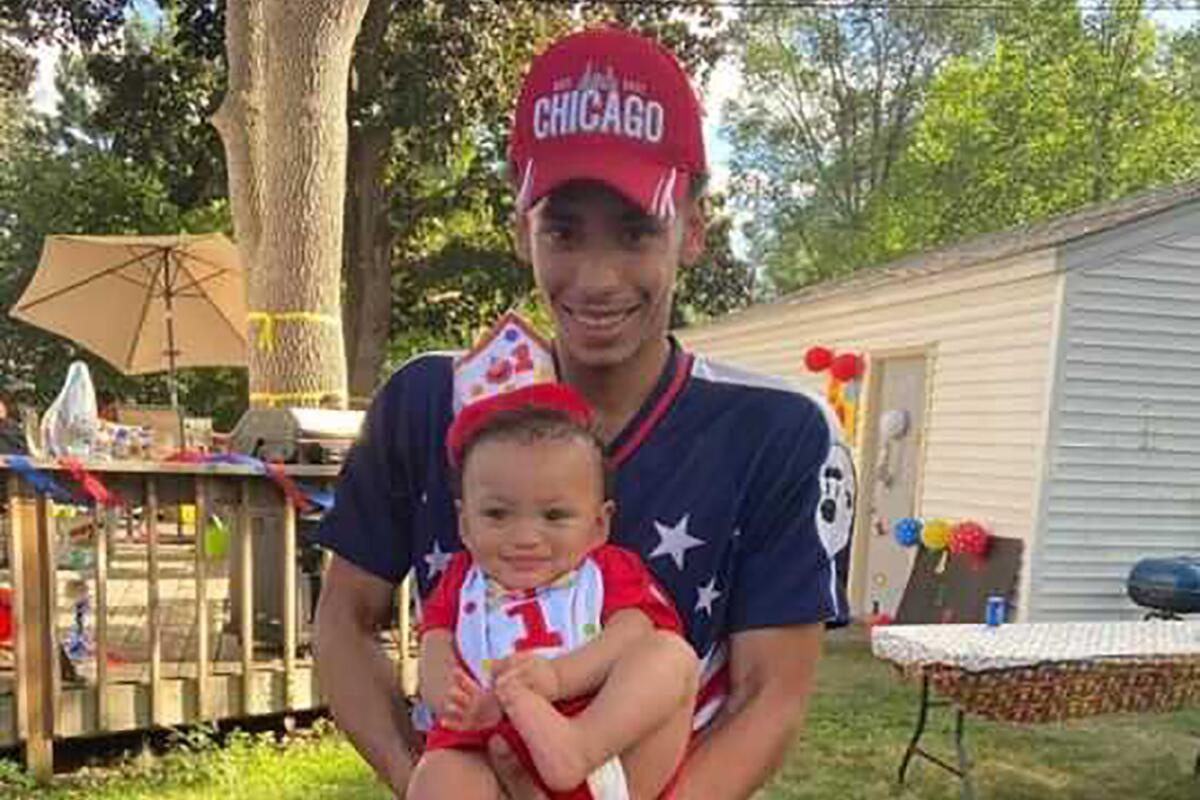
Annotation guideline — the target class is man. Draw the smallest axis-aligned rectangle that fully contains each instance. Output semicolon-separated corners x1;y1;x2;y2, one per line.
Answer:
315;27;855;799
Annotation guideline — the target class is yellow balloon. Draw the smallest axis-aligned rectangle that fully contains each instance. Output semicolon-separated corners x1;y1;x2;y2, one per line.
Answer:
922;518;952;550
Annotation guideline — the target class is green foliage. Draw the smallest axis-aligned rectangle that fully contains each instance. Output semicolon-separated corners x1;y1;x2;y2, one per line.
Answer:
0;0;128;48
726;3;986;292
727;2;1200;294
85;10;228;209
863;2;1200;263
674;200;754;328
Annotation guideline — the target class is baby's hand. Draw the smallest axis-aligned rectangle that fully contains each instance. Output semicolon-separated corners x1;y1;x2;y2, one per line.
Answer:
440;668;502;731
492;652;561;701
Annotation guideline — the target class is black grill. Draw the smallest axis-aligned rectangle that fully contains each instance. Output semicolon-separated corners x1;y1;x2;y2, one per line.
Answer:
1127;556;1200;619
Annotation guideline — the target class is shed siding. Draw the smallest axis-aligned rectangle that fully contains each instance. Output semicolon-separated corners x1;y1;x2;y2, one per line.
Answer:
1036;222;1200;621
680;253;1063;613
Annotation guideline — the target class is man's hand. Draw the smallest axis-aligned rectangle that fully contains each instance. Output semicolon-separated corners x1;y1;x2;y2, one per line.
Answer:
492;652;562;702
441;668;503;731
488;735;549;800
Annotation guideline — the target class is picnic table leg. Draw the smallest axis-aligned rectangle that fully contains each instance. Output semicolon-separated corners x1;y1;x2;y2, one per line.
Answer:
954;707;976;800
898;674;931;784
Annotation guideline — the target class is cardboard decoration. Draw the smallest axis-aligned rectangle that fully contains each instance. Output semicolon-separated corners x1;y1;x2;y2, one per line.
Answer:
453;312;556;414
894;536;1024;625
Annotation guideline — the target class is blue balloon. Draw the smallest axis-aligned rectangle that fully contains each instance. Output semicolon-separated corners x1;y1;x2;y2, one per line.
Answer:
843;381;860;402
894;517;922;547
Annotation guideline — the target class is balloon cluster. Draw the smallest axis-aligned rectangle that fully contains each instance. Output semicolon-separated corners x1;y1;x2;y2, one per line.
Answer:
893;516;992;557
804;346;865;442
893;517;922;547
921;518;952;551
949;520;991;558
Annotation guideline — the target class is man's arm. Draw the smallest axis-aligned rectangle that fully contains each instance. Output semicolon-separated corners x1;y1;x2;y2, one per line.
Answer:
674;624;823;800
315;555;418;795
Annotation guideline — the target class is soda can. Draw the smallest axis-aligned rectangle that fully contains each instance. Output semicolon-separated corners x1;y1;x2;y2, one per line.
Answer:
985;594;1007;627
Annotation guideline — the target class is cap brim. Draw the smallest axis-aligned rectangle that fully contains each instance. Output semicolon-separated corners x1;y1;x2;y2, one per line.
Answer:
516;149;689;219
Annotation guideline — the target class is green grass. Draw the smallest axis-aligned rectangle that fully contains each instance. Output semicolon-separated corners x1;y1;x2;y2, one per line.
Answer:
5;632;1198;799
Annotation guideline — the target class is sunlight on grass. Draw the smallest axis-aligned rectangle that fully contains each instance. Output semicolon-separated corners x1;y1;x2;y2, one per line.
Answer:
5;632;1197;799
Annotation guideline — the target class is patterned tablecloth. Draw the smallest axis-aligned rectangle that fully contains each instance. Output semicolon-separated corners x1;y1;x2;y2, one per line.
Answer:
872;622;1200;723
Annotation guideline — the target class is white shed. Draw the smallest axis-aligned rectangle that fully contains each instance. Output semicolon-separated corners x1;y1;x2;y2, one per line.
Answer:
679;181;1200;622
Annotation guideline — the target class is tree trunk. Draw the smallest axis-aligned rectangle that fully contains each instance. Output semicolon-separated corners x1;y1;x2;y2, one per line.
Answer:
343;0;395;405
213;0;369;410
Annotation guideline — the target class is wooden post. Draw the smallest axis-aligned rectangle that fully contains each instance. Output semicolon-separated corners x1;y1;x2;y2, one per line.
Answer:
238;481;254;716
146;478;162;726
282;500;297;710
8;476;54;781
95;507;111;731
42;499;60;736
194;477;210;721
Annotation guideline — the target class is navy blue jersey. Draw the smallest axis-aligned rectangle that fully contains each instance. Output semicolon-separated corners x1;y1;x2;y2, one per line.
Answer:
318;339;855;706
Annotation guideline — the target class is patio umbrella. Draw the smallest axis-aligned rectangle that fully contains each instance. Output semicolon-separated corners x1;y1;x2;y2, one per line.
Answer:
10;233;247;421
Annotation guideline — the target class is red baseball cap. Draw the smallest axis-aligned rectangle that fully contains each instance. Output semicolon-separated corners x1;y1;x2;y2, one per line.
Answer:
509;28;707;219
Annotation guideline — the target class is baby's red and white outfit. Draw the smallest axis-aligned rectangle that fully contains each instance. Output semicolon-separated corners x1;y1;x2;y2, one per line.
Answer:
420;544;682;800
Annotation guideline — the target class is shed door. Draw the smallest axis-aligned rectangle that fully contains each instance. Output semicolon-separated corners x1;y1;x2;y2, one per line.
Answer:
862;355;927;617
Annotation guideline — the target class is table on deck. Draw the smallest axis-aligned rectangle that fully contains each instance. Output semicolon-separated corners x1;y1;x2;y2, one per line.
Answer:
871;621;1200;799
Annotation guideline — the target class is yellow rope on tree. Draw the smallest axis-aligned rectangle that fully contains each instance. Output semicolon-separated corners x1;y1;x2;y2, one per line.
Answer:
249;389;348;408
247;311;341;353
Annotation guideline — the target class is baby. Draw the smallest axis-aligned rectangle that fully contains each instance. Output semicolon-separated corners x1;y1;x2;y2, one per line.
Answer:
408;384;698;800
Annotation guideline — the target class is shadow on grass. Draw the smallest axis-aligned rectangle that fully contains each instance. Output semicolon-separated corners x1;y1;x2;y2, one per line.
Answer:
763;632;1200;800
8;630;1198;799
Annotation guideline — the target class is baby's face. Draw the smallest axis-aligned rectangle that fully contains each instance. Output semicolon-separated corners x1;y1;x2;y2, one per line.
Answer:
458;435;611;591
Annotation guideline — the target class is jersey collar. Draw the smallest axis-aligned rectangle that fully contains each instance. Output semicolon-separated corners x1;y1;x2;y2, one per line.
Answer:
605;337;693;467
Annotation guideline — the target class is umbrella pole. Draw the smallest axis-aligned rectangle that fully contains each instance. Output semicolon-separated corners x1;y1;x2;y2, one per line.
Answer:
163;252;186;449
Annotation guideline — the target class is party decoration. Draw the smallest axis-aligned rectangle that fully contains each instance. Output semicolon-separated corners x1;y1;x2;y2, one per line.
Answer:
453;312;555;414
950;520;992;558
0;588;12;644
804;346;833;373
264;461;315;513
61;457;121;507
893;517;923;548
7;456;73;503
921;518;952;551
203;515;231;560
166;451;332;514
803;344;867;445
830;353;863;383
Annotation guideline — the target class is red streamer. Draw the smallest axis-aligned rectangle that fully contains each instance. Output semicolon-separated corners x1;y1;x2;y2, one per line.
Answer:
264;461;314;512
61;458;122;507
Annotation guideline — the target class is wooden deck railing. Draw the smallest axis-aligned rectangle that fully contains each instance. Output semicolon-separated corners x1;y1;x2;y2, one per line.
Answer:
0;458;416;781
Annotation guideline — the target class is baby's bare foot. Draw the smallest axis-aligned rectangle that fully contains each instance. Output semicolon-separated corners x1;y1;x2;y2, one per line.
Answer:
494;674;594;792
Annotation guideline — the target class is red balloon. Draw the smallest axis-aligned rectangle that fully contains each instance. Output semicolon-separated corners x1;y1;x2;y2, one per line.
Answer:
949;521;991;557
830;352;862;382
804;346;833;372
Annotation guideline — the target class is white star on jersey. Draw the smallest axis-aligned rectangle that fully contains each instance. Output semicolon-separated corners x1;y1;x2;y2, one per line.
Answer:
695;577;721;617
650;514;703;570
424;540;452;580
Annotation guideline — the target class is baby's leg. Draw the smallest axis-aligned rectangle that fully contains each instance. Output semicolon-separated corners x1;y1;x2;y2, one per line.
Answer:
496;630;698;795
407;747;501;800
